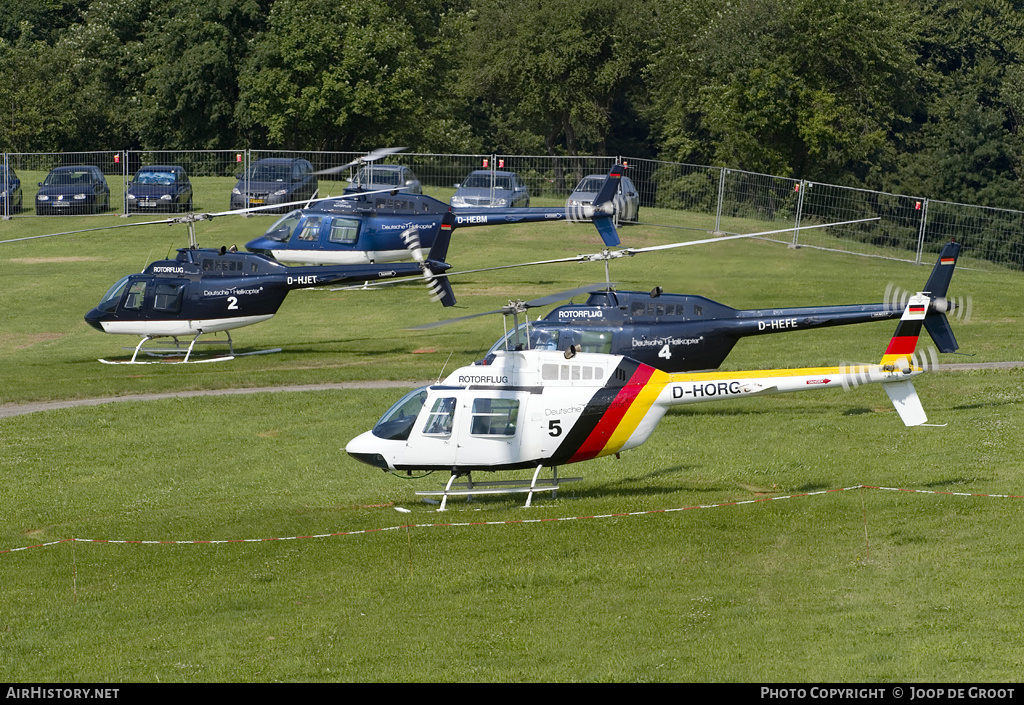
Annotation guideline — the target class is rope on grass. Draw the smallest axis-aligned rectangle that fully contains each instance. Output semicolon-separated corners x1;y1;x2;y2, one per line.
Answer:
4;484;1022;556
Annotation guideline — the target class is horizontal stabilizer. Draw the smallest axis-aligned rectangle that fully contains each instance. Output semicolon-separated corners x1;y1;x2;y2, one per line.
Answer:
593;216;620;246
883;380;927;426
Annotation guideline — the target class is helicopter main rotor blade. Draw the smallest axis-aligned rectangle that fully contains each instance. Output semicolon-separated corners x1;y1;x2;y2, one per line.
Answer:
627;217;881;255
0;186;421;246
415;216;884;275
315;147;408;175
0;216;192;244
523;282;616;308
408;283;615;330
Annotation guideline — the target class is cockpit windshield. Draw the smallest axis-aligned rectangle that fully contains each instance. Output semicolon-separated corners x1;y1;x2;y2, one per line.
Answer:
487;324;560;354
371;386;429;441
97;275;131;313
262;210;304;242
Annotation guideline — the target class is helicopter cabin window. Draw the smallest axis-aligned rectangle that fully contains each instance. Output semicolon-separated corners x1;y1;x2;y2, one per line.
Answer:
123;281;147;311
579;330;612;354
541;364;603;382
328;218;360;244
422;397;456;436
203;258;242;272
470;398;519;436
296;216;321;241
152;282;184;313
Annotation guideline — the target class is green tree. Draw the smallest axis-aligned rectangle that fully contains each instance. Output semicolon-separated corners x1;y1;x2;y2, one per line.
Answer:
456;0;655;156
0;0;90;44
648;0;920;183
883;0;1024;207
0;36;78;152
236;0;441;151
131;0;271;149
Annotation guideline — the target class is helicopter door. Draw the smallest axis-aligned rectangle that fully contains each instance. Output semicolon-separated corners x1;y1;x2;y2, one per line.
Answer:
454;393;524;468
287;215;323;252
408;395;459;468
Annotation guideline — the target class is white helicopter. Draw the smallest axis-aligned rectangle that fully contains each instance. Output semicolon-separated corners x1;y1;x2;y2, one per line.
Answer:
346;292;941;509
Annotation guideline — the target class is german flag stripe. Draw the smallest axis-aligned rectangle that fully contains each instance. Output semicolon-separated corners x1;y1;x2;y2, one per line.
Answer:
548;360;662;465
883;335;919;356
568;364;657;463
940;257;955;265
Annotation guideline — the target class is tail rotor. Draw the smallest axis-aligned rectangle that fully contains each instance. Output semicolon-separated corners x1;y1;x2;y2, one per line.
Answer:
401;226;451;305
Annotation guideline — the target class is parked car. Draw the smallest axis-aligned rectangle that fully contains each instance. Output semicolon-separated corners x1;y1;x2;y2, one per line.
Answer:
36;165;110;215
127;165;193;214
348;164;422;194
566;172;640;223
450;170;530;208
230;157;317;213
0;165;22;214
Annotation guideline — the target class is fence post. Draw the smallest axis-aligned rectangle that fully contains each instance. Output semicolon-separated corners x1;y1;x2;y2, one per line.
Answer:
121;150;128;215
715;167;726;233
2;153;8;220
915;198;929;265
792;180;806;248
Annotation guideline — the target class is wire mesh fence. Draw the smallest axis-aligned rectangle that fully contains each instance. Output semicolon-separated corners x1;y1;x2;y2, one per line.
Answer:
1;148;1021;271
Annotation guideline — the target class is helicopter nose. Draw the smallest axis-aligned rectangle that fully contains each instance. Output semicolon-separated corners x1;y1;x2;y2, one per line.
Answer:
345;432;392;471
84;308;106;332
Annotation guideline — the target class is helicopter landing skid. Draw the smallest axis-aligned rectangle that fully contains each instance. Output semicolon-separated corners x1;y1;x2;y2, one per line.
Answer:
100;332;282;364
415;465;582;512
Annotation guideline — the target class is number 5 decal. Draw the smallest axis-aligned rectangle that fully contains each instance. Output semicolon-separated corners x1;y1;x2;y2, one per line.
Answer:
548;419;562;437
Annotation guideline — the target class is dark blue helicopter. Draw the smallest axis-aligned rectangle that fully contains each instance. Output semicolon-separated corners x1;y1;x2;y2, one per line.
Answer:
243;164;627;265
80;220;456;363
417;237;966;374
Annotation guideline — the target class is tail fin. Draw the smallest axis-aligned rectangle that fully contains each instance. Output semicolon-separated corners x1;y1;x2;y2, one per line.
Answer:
425;214;456;306
922;240;961;353
879;292;930;425
591;165;624;247
880;292;928;366
428;213;454;263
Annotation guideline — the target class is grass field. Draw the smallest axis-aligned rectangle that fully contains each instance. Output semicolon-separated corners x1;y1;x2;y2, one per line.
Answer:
1;207;1022;682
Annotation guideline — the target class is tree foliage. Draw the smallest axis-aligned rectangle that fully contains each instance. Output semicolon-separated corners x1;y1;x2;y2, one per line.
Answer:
648;0;920;183
456;0;654;156
1;0;1023;207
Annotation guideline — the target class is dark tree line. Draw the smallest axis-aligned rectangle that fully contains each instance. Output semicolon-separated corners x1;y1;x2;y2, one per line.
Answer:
2;0;1022;208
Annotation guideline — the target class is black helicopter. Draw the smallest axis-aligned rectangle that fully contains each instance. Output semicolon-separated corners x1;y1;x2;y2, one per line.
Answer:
417;234;966;374
78;220;455;363
243;161;627;265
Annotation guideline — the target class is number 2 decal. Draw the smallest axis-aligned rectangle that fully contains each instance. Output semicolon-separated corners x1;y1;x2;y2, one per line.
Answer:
227;296;239;310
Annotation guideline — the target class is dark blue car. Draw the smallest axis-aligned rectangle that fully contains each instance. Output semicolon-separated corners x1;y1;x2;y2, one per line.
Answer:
0;165;21;215
127;165;193;213
36;165;110;215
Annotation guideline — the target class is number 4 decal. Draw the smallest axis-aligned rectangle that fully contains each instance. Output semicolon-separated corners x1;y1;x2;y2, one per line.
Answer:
658;344;671;360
